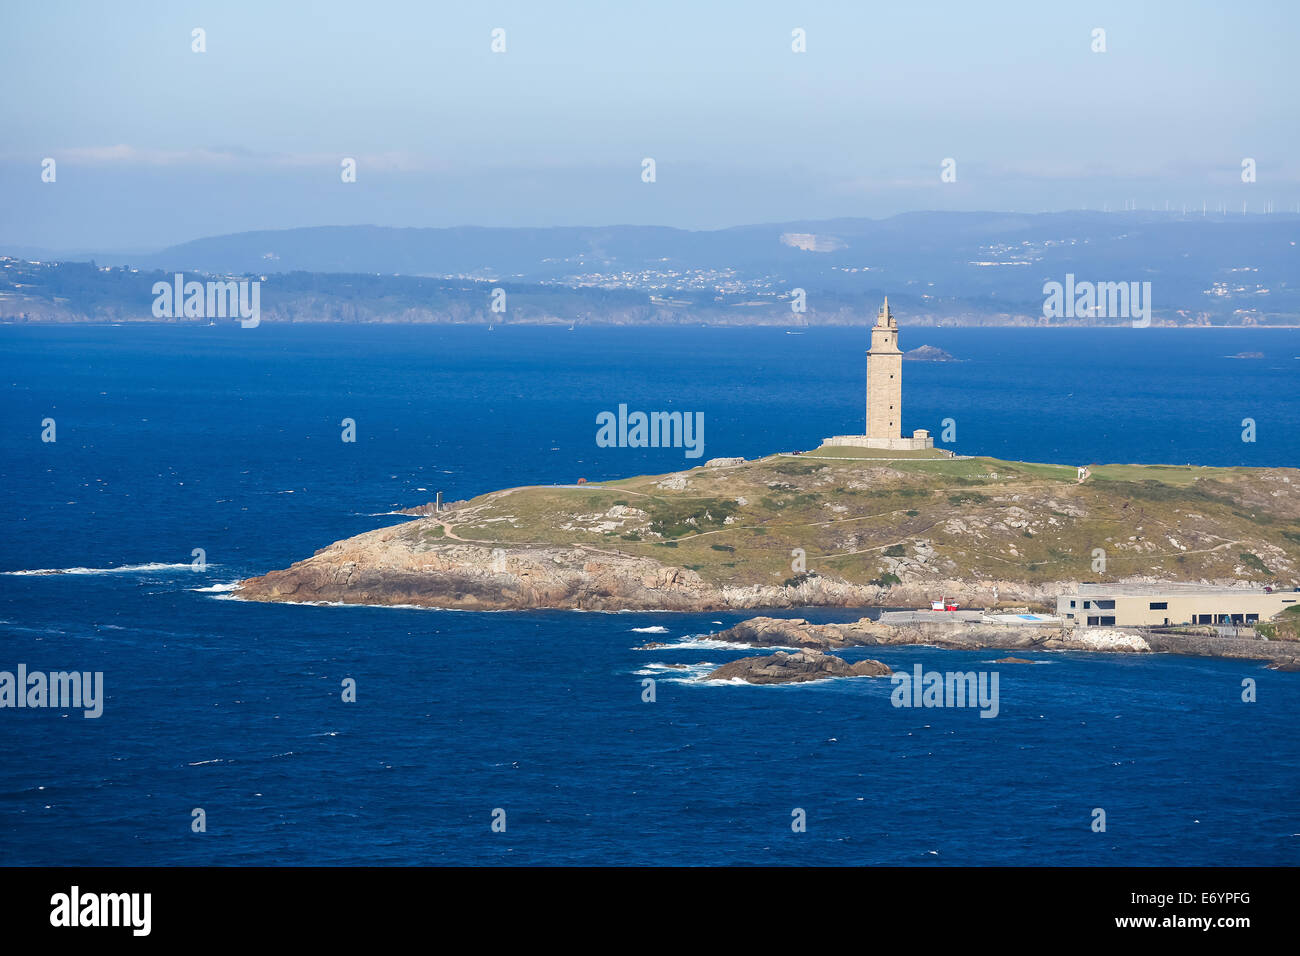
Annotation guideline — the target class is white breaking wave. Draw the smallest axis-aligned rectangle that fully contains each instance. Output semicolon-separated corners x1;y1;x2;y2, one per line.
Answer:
634;662;718;683
216;594;473;612
191;582;242;593
630;625;670;634
634;636;786;651
4;562;203;576
694;673;859;687
694;676;757;686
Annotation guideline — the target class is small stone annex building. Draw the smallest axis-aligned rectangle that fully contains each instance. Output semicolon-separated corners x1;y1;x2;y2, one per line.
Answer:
823;297;935;451
1056;583;1300;627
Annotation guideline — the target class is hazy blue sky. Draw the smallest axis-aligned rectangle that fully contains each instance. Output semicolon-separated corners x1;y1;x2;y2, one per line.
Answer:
2;0;1296;251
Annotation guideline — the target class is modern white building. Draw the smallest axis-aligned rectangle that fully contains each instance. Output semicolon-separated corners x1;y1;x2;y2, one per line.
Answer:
1057;583;1300;627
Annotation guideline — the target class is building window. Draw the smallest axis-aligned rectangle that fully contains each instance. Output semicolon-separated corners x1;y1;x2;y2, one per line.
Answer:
1069;600;1076;608
1246;614;1259;623
1087;616;1100;626
1095;600;1115;609
1083;601;1091;609
1149;602;1168;610
1100;616;1116;626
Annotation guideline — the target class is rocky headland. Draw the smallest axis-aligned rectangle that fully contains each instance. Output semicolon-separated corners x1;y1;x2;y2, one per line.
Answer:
236;452;1300;664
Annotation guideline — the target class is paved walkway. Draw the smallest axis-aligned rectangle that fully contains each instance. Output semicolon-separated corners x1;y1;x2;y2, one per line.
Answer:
777;453;972;462
879;610;984;625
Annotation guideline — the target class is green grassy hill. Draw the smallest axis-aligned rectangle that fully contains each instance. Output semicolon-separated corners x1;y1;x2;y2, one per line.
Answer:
428;452;1300;596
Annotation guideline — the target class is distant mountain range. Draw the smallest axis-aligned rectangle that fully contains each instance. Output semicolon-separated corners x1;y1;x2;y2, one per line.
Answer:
3;212;1298;326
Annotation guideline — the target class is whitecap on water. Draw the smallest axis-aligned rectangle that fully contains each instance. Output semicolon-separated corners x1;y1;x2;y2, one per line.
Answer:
4;562;201;576
635;637;760;651
636;662;718;683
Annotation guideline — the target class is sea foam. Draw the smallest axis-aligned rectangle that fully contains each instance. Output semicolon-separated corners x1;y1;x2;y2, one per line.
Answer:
4;562;200;576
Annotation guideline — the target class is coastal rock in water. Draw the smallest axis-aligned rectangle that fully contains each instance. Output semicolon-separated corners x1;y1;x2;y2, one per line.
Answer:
1061;628;1150;652
713;613;1160;657
903;344;957;362
712;616;858;648
707;649;892;684
714;612;1300;663
711;614;1048;650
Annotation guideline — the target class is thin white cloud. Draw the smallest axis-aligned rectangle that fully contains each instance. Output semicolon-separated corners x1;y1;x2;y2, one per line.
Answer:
10;145;447;172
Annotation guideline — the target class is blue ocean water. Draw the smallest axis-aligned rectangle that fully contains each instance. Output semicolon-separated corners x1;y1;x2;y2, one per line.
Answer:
1;324;1298;865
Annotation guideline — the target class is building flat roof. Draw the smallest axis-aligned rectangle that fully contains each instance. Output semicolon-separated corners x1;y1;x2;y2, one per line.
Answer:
1070;583;1295;597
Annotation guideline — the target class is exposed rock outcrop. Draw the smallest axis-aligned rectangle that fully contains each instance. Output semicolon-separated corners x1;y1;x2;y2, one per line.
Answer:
903;344;958;362
237;521;1065;612
706;649;892;684
237;522;721;611
709;615;1072;651
712;616;881;648
712;615;1160;653
709;614;1300;663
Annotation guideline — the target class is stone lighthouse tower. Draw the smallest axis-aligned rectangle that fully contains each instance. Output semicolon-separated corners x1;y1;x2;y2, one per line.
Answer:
821;296;935;451
866;296;902;441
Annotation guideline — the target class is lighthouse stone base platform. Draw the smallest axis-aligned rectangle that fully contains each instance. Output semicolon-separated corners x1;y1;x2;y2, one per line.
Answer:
821;430;935;451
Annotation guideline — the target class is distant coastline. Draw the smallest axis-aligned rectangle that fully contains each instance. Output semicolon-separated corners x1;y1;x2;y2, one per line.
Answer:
5;312;1300;330
6;319;1300;329
6;211;1300;327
